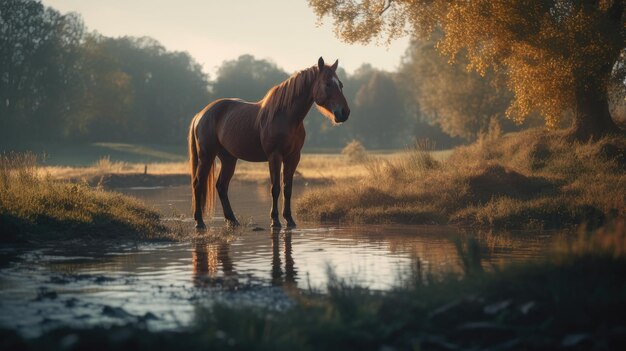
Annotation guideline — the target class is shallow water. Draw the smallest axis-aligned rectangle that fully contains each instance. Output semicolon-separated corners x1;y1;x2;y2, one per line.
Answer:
0;183;555;337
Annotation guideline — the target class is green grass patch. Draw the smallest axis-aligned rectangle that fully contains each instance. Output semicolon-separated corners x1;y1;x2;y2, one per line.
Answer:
0;153;168;242
297;129;626;229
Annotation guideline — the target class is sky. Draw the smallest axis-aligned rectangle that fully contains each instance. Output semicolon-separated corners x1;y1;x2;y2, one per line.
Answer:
42;0;410;78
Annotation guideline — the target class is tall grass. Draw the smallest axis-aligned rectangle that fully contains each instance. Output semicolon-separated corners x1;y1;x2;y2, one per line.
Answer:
0;153;167;242
297;128;626;229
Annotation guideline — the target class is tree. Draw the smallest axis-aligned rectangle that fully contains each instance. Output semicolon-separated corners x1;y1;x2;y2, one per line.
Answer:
67;35;210;143
350;70;409;148
65;34;135;141
0;0;84;143
212;54;289;101
399;39;512;141
308;0;625;140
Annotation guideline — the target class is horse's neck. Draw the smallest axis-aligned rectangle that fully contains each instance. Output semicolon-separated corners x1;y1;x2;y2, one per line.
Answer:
285;86;314;125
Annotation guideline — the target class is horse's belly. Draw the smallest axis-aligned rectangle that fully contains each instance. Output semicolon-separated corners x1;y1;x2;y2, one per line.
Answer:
215;105;268;162
229;144;267;162
219;129;267;162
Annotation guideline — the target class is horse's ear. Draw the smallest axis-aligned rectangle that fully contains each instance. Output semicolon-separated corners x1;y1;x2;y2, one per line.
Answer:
318;57;325;71
331;59;338;72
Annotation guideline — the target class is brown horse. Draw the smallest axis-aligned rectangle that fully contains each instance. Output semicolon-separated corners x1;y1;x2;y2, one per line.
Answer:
188;57;350;229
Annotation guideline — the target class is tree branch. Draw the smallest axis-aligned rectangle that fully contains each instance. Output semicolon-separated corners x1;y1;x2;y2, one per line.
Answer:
379;0;393;15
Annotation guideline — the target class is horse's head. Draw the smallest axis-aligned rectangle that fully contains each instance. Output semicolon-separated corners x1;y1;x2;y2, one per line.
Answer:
312;57;351;124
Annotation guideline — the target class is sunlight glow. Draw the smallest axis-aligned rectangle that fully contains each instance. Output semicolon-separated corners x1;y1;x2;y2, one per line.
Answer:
42;0;410;77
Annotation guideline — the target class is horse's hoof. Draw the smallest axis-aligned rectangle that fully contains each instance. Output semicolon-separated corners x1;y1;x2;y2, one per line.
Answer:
286;221;297;228
226;219;240;227
195;221;206;230
271;221;282;229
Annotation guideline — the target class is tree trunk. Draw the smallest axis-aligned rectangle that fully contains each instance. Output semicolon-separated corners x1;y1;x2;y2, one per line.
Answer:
567;83;622;142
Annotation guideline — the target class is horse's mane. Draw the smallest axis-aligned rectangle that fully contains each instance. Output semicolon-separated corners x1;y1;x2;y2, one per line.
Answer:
256;66;319;129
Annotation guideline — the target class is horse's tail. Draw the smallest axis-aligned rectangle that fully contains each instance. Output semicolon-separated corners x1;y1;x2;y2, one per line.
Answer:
188;119;199;214
188;117;216;219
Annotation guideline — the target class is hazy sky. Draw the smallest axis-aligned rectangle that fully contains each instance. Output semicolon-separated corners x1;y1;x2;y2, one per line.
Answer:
42;0;410;77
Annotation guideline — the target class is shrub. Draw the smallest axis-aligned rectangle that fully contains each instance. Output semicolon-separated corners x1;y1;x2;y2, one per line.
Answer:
341;140;368;164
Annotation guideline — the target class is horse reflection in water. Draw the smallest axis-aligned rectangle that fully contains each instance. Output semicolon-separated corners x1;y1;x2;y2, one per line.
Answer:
192;241;237;289
271;230;297;288
192;229;296;289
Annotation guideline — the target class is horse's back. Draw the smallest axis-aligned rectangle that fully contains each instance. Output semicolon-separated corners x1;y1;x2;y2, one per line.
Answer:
195;98;267;162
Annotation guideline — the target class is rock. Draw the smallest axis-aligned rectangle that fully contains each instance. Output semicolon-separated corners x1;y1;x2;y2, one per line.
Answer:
102;306;135;319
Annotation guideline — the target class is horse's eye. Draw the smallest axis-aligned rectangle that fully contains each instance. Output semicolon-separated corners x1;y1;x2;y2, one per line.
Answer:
325;82;332;88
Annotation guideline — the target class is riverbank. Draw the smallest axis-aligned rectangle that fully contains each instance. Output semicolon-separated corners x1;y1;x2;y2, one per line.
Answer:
0;153;168;243
3;220;625;350
297;128;626;229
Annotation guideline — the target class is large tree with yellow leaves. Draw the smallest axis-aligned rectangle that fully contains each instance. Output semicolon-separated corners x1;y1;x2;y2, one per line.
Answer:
309;0;625;140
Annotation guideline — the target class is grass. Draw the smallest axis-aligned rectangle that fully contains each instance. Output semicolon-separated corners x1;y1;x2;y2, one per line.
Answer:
3;220;626;350
2;142;187;166
4;141;451;188
0;153;169;243
297;128;626;229
40;152;425;187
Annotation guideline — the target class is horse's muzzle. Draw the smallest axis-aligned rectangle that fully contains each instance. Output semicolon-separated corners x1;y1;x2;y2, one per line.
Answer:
333;107;350;123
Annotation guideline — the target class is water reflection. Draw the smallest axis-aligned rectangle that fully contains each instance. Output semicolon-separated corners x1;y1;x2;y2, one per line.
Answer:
192;241;237;289
270;229;297;288
191;229;299;290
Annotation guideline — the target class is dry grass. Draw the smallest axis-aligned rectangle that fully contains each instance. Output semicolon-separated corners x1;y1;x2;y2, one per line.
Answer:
297;128;626;229
40;153;401;186
0;153;168;242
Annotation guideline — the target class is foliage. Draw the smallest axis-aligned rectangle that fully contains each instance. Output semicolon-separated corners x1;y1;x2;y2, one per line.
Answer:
309;0;626;139
212;54;289;101
0;0;210;145
70;35;210;143
400;38;515;140
350;70;409;148
0;0;84;143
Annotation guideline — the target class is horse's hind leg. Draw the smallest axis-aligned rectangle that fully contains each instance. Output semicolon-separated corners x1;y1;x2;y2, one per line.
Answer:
217;151;239;227
193;153;215;229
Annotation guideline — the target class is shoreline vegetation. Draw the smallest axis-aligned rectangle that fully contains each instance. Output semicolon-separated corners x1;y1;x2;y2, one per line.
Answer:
3;220;626;350
0;153;168;243
297;128;626;230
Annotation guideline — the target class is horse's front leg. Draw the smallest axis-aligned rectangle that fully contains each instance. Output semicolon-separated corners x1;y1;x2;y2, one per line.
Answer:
268;152;283;228
282;152;301;228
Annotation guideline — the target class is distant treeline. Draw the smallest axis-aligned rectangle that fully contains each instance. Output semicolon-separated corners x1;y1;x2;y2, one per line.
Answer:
3;0;554;150
1;0;208;145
